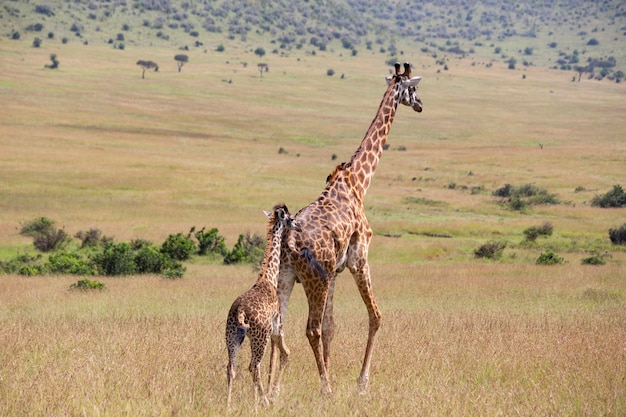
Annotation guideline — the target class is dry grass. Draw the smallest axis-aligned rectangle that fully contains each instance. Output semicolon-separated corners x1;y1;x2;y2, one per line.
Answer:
1;264;625;416
1;39;626;416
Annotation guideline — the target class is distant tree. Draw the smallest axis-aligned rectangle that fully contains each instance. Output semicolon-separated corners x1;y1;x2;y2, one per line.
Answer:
35;4;54;16
254;47;266;58
45;54;59;69
507;57;517;70
587;38;599;46
257;63;268;77
174;54;188;72
32;37;42;48
136;60;159;79
574;65;590;82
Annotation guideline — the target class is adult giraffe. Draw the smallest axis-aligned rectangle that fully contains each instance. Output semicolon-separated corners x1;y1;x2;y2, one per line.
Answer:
269;63;423;397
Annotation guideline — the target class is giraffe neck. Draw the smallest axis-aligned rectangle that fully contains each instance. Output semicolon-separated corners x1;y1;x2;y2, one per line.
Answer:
257;219;284;287
348;80;401;198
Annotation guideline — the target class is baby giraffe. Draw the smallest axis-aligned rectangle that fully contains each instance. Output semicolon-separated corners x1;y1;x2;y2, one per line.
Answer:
225;204;300;409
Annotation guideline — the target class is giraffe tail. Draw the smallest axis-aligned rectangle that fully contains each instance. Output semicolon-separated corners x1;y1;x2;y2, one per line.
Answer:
301;247;328;283
235;309;248;346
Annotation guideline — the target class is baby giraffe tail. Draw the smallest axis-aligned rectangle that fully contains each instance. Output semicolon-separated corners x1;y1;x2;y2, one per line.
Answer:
226;308;248;409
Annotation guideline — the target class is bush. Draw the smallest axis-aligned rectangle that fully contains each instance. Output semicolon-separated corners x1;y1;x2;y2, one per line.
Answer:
70;278;106;290
591;185;626;208
608;223;626;245
194;227;227;256
224;232;265;265
20;217;55;237
20;217;71;252
326;68;335;76
523;222;554;242
35;4;54;16
75;228;112;248
581;255;606;265
536;250;564;265
161;233;196;261
92;242;136;276
46;251;95;275
0;253;44;276
474;241;506;259
134;244;167;274
493;183;559;210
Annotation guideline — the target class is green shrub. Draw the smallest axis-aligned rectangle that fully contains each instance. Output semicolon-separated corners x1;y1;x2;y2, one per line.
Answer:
224;232;265;265
493;183;559;210
591;185;626;208
161;233;196;261
46;251;95;275
70;278;106;290
194;227;227;256
75;228;112;248
134;244;167;274
523;222;554;242
536;250;564;265
0;253;44;275
20;217;55;237
20;217;71;252
92;242;136;276
474;241;506;259
608;223;626;245
581;255;605;265
162;262;186;279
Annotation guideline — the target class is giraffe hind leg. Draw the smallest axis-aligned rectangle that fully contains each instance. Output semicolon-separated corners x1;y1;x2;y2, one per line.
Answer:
226;325;247;408
249;335;270;408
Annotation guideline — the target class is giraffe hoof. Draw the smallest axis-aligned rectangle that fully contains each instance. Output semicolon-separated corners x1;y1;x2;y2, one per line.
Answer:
357;376;369;395
320;384;333;397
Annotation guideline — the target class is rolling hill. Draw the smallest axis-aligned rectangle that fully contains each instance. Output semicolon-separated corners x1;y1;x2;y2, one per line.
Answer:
3;0;626;79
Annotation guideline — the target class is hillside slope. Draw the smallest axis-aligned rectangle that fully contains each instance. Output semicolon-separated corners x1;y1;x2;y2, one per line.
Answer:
2;0;625;77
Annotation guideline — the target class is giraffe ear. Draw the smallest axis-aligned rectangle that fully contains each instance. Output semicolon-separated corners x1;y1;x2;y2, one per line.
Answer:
385;75;393;85
403;76;422;87
263;210;271;219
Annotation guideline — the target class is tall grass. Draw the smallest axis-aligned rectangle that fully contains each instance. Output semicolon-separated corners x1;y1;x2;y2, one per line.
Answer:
1;263;625;416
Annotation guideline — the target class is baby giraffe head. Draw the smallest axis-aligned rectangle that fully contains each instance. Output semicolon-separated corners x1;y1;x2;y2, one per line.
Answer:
264;204;302;233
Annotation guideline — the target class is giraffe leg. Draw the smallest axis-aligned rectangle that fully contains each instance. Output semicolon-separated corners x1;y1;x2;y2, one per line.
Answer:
303;286;332;395
267;330;290;402
268;311;290;401
350;261;382;394
249;338;270;408
321;275;336;374
270;269;296;396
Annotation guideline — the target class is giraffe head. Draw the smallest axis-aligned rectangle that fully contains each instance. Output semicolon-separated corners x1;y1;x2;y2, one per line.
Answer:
264;204;302;232
386;62;423;113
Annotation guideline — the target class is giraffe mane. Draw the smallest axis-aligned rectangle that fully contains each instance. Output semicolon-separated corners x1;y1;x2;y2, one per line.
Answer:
325;162;348;183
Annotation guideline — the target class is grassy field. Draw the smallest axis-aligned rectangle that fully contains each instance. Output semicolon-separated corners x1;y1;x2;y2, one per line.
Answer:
1;39;625;416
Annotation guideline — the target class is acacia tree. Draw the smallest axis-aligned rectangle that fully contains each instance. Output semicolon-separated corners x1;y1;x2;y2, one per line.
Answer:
257;63;268;77
174;54;188;72
136;60;158;79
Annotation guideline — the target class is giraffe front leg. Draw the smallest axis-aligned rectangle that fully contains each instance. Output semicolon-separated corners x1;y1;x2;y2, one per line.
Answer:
268;311;290;402
321;275;336;375
267;330;290;402
349;261;382;395
305;299;332;396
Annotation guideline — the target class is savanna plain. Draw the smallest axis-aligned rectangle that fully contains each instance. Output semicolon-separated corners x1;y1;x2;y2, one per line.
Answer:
1;40;625;416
